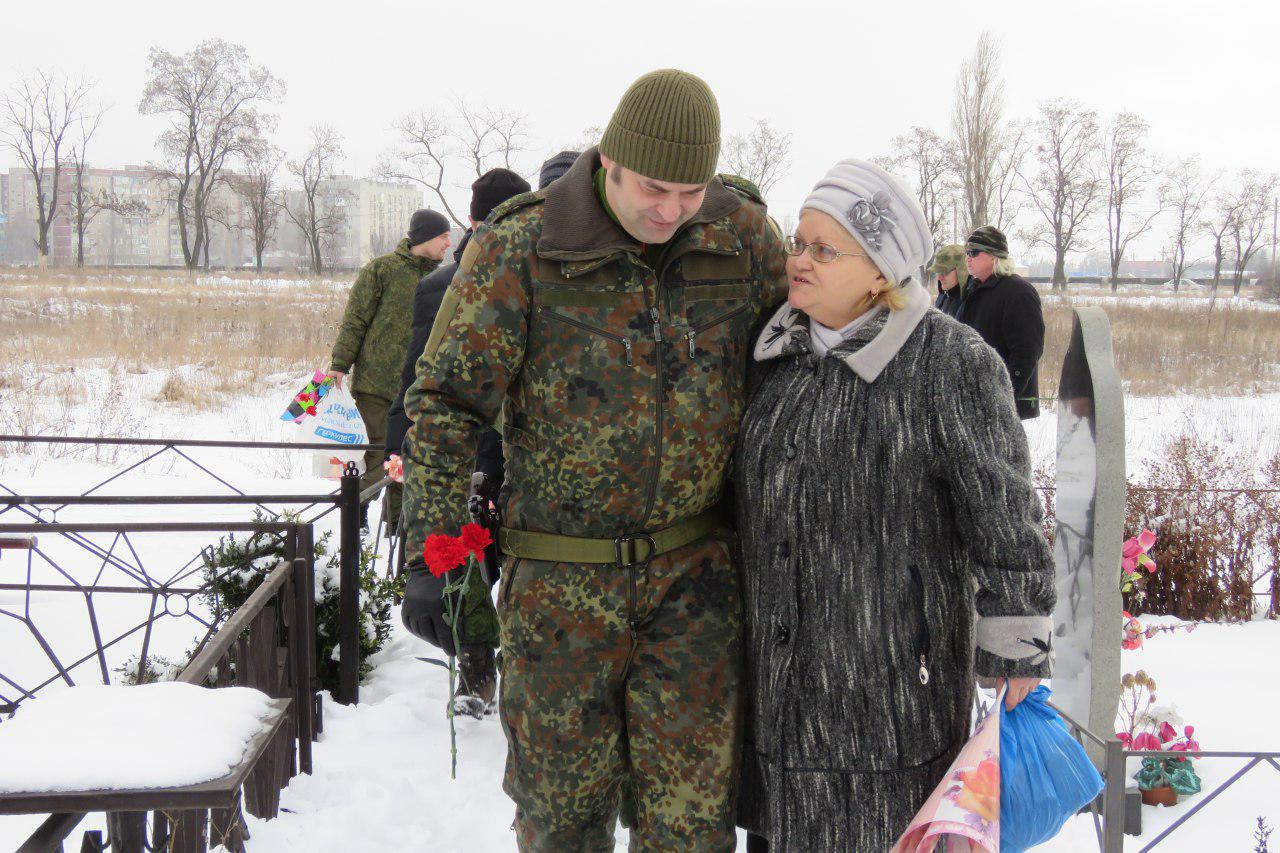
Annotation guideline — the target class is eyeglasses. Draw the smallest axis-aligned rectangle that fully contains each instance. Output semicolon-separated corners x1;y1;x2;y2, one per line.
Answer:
964;248;984;258
784;236;869;264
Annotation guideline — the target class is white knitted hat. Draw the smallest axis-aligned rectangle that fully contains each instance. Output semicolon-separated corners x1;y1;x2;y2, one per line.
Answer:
801;159;933;286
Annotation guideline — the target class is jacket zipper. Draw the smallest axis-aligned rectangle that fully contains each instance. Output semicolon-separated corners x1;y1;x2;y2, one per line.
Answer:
639;305;664;527
685;302;752;357
907;564;932;685
539;306;633;365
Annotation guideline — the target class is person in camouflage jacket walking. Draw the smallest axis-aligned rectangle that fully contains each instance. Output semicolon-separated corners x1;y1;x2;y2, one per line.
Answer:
400;69;787;850
327;209;451;527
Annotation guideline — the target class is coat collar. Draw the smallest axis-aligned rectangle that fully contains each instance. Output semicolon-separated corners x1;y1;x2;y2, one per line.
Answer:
753;281;932;383
536;147;741;265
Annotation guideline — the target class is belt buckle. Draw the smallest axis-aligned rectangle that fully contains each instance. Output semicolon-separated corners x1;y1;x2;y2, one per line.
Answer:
613;533;656;567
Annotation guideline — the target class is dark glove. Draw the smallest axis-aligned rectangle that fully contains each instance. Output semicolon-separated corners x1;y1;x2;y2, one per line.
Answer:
401;560;460;656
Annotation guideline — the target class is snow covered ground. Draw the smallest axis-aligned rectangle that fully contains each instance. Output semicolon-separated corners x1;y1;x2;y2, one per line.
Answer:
1;379;1278;850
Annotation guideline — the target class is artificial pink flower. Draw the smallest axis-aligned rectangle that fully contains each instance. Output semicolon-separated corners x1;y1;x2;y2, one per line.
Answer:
1122;529;1158;574
383;454;404;483
1132;732;1163;751
1159;721;1178;743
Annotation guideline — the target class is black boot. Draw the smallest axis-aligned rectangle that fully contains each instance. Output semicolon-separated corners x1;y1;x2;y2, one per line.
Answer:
453;644;497;719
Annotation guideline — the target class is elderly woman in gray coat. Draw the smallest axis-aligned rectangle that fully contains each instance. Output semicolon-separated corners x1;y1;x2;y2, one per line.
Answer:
735;160;1056;851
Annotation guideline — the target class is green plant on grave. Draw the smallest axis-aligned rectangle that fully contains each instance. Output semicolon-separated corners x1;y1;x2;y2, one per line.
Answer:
199;510;400;693
1134;755;1202;795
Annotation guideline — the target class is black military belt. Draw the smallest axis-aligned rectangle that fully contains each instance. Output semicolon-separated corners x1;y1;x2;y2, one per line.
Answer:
497;508;722;566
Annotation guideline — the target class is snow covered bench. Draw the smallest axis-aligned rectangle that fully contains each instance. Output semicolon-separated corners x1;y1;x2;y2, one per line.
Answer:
0;555;317;853
0;684;290;852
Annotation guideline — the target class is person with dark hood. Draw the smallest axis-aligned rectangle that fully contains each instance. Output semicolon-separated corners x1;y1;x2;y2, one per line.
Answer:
956;225;1046;419
929;243;968;318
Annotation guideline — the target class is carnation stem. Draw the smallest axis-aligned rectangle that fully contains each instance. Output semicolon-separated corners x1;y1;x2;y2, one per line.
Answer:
442;557;477;780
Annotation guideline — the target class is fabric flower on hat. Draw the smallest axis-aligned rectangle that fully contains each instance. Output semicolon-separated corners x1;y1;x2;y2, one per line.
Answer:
845;191;897;250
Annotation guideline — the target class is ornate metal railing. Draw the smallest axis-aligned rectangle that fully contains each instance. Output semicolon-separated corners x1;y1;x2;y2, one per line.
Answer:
0;434;402;706
2;522;316;852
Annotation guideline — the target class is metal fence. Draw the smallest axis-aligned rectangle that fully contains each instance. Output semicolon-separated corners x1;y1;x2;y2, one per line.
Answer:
0;434;400;711
1;521;317;852
1048;699;1280;851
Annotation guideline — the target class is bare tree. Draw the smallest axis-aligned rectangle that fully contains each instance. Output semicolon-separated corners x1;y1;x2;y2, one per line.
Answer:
721;119;792;196
1102;113;1163;291
1204;189;1237;294
231;144;283;270
990;118;1030;233
569;125;604;152
1159;157;1212;291
1020;99;1103;291
378;110;464;226
0;70;93;266
1225;170;1279;295
875;127;955;249
140;39;282;270
66;107;105;267
379;102;531;228
951;32;1005;234
286;126;346;274
454;100;529;176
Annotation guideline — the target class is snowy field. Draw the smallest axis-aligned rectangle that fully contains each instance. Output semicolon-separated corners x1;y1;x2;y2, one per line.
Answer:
2;370;1279;849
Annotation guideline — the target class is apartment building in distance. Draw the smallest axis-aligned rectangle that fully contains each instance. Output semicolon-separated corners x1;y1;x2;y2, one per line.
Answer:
0;165;424;270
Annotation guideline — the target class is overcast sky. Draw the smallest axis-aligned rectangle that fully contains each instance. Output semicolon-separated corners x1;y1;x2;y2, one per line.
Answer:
4;0;1278;262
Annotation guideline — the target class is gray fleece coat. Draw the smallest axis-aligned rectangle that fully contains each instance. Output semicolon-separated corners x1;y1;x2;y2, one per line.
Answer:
734;282;1055;850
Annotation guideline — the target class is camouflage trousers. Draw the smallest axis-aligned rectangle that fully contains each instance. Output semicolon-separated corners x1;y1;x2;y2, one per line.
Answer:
353;392;401;523
497;534;742;852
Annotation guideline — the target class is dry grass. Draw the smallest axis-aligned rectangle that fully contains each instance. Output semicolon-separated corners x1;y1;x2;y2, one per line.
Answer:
2;268;347;386
3;270;1279;402
1041;292;1280;397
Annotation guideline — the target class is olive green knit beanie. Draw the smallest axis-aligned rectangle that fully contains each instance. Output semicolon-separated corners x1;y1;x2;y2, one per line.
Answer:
599;69;721;185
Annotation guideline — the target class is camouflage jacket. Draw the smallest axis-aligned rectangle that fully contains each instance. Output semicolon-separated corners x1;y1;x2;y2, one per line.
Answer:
329;238;439;402
401;149;787;555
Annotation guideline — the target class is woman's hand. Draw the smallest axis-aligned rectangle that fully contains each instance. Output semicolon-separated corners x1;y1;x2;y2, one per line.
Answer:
1005;677;1040;711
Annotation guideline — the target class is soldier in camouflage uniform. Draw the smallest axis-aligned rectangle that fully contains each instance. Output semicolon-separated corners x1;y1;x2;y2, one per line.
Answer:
327;209;451;528
400;69;787;850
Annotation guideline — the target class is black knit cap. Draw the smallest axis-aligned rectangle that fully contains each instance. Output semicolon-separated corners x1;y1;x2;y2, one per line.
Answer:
538;151;581;190
470;169;532;223
966;224;1010;259
408;209;450;247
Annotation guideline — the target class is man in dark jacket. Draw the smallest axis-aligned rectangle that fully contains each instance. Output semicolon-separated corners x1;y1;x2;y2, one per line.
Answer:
929;244;968;318
389;167;530;719
385;168;532;472
956;225;1045;419
385;155;580;462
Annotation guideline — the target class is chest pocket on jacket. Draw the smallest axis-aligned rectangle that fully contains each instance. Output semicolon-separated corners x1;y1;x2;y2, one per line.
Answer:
524;258;645;419
673;251;755;420
676;249;754;341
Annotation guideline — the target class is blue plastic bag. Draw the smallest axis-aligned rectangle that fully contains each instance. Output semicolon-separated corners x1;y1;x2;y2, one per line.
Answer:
999;685;1105;852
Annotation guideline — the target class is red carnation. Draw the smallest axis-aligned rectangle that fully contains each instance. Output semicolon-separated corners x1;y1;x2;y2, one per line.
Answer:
422;534;469;578
459;523;493;559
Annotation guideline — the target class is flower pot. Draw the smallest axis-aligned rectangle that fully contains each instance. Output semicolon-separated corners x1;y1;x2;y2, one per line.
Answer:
1140;785;1178;807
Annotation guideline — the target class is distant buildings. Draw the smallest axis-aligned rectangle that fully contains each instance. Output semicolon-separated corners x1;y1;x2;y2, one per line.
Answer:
0;165;424;271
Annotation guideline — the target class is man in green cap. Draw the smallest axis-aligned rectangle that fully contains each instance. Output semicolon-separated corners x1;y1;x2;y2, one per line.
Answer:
929;244;969;318
326;209;451;529
400;69;787;849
